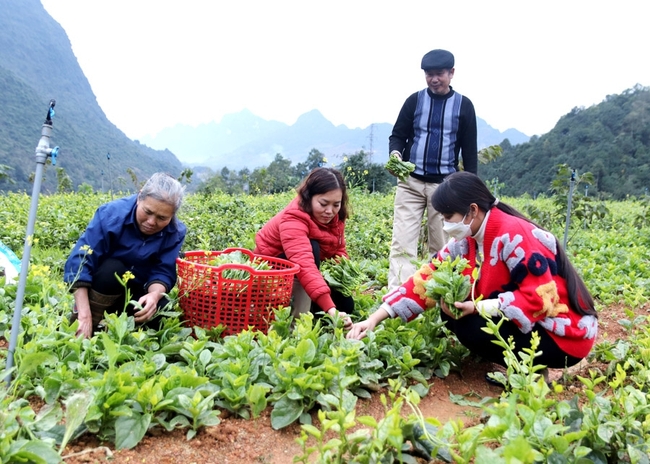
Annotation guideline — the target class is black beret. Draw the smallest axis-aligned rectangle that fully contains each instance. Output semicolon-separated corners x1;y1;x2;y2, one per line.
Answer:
421;49;455;70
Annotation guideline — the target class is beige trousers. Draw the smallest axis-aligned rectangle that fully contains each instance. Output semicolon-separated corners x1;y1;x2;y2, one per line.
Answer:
388;176;447;290
290;277;312;318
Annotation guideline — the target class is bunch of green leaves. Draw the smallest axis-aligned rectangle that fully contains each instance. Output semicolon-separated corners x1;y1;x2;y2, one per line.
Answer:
260;313;367;429
321;256;370;297
207;250;271;280
206;329;272;419
581;313;650;461
296;379;438;464
423;256;472;317
431;316;597;463
361;307;460;383
0;380;63;464
589;310;650;381
385;154;415;182
633;195;650;228
577;368;650;461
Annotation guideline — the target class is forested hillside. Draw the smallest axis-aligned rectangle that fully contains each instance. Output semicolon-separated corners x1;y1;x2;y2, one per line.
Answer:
0;0;182;193
481;85;650;199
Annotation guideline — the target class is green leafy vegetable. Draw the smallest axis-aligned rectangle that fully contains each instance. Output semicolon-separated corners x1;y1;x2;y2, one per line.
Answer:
321;256;369;297
423;256;472;317
385;154;415;182
208;250;271;280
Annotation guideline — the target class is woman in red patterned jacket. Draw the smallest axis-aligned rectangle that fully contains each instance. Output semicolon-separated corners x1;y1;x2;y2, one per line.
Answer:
254;167;353;327
348;171;597;371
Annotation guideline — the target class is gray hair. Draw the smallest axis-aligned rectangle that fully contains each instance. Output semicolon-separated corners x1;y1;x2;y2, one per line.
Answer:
138;172;185;213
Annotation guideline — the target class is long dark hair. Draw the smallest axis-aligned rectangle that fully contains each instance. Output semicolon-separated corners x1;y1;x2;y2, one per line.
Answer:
432;171;596;317
296;167;349;221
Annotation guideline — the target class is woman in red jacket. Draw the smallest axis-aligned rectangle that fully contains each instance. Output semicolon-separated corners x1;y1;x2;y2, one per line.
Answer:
348;171;598;374
254;167;353;326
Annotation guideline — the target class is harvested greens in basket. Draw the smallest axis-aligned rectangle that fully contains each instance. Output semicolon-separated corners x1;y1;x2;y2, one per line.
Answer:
208;250;272;280
423;255;472;318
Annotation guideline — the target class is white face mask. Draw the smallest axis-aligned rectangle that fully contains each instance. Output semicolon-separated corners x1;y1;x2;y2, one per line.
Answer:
443;213;474;240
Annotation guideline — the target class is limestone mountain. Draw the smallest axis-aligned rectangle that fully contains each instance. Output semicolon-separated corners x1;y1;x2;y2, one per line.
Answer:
1;0;530;191
141;108;530;171
0;0;182;193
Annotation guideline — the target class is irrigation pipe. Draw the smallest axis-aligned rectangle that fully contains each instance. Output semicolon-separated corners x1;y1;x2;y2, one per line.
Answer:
4;100;59;385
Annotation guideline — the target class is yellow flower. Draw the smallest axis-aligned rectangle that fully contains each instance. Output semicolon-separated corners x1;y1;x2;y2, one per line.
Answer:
363;170;369;175
122;271;135;283
343;156;348;162
80;244;94;255
30;264;50;277
347;166;352;171
322;157;328;163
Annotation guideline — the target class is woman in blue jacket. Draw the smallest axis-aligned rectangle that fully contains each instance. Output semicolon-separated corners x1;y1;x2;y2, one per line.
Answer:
64;173;186;338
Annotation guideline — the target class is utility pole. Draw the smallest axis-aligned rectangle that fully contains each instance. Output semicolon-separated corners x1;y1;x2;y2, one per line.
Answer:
368;124;375;192
368;123;375;164
106;152;114;200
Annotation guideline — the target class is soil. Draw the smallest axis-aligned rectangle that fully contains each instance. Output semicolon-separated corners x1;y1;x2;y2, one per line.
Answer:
54;304;639;463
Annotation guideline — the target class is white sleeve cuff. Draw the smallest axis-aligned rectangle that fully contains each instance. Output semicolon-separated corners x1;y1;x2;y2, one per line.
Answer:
476;299;500;317
379;302;396;318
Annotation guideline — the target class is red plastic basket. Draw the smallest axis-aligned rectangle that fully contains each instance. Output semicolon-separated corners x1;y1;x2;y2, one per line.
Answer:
176;248;299;335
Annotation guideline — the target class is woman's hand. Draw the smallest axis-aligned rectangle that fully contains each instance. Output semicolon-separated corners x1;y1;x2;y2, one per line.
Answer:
440;300;476;319
327;308;353;330
346;306;390;340
76;311;93;338
73;288;93;338
346;319;376;340
134;284;165;323
134;294;158;322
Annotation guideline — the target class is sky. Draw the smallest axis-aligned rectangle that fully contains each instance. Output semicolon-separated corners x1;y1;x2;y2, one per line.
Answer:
41;0;649;141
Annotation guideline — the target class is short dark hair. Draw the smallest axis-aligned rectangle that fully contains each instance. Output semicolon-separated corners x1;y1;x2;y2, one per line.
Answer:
296;167;349;220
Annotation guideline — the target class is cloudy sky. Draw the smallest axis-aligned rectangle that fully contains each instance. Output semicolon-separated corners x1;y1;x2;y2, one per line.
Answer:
41;0;648;140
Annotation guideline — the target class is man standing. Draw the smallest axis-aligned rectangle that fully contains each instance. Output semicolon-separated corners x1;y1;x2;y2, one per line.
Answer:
387;49;477;289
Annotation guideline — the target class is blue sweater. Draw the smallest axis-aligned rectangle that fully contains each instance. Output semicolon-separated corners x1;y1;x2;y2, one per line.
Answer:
64;195;186;293
389;87;477;183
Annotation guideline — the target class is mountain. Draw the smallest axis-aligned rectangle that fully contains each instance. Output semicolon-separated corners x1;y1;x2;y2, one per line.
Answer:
480;85;650;199
1;0;529;190
0;0;183;193
140;109;530;171
477;119;530;149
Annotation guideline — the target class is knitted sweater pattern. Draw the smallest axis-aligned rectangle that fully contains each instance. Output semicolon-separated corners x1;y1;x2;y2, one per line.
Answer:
389;87;478;182
382;208;597;358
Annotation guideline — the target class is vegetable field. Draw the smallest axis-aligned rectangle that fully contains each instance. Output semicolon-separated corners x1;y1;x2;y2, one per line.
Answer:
0;190;649;463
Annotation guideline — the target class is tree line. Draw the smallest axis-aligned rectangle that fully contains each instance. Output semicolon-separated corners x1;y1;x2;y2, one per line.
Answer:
5;85;647;199
481;85;650;200
194;148;396;195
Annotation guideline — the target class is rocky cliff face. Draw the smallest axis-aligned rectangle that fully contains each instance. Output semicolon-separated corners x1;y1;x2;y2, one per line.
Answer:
0;0;182;192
